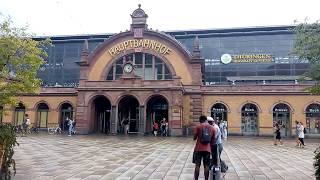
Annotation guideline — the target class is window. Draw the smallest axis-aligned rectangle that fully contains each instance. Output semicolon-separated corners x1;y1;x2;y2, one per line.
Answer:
15;103;25;126
37;103;49;128
106;53;172;80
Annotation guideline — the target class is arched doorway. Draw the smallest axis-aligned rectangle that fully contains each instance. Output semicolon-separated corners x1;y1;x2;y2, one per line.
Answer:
92;96;111;134
306;103;320;134
37;103;49;128
60;103;73;131
146;95;169;135
118;95;140;134
211;103;228;124
241;103;259;136
15;103;25;126
273;103;291;137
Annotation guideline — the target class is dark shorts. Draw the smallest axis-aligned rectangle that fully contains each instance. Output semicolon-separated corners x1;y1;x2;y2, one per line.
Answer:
192;151;211;166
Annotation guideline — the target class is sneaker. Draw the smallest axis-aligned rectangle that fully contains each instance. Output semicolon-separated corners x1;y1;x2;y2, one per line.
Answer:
68;135;71;136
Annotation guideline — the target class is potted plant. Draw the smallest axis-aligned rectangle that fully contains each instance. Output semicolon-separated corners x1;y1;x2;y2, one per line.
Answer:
315;146;320;180
0;123;19;179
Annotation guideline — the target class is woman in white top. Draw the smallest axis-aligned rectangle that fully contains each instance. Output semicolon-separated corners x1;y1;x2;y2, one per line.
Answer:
220;120;228;140
298;122;305;148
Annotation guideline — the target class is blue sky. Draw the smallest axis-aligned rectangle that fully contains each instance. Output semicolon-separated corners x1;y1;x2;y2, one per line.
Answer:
0;0;319;36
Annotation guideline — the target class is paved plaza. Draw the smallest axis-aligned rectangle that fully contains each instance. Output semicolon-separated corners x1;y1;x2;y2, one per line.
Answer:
12;134;319;180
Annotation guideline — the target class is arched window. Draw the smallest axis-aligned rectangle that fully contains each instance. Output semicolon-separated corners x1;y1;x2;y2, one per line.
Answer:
241;103;259;135
305;103;320;134
15;103;25;126
60;103;73;131
0;106;3;123
106;52;172;80
37;103;49;128
273;103;291;137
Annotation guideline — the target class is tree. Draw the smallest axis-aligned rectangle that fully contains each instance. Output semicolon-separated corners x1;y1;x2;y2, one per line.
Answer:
0;15;49;106
293;21;320;94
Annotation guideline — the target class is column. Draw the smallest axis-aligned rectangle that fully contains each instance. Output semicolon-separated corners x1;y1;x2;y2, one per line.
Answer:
111;105;117;134
139;105;145;134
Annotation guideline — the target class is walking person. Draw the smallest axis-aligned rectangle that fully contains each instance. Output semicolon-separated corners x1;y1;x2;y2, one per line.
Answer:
274;123;283;145
121;118;129;135
298;122;306;148
207;117;223;166
165;119;169;136
67;117;74;136
153;121;159;136
193;115;216;180
295;121;301;147
160;118;166;136
220;120;228;140
72;119;77;135
22;114;31;136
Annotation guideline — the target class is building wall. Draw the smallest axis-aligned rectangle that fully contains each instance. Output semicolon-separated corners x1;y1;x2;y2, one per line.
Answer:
2;96;77;127
203;94;320;136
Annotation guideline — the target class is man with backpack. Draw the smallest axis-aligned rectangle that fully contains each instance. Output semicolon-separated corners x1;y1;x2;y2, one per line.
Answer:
193;115;216;180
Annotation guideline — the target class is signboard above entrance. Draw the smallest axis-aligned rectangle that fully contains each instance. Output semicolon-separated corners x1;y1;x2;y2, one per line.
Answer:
108;39;171;56
220;54;273;63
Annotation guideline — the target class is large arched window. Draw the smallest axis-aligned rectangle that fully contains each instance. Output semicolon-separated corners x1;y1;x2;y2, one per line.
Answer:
106;52;172;80
37;103;49;128
15;103;25;126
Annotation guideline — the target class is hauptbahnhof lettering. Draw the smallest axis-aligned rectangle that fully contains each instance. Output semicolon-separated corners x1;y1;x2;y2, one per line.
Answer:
1;6;319;137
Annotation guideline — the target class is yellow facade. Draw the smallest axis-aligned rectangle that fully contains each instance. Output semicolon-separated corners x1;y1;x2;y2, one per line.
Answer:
203;95;320;135
2;96;76;127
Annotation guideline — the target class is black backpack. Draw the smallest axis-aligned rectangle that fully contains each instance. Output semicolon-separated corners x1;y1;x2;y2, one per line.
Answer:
303;128;306;134
200;126;211;144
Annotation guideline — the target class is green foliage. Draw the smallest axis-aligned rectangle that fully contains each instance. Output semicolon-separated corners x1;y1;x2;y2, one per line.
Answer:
0;15;50;106
0;123;19;179
293;21;320;94
315;147;320;180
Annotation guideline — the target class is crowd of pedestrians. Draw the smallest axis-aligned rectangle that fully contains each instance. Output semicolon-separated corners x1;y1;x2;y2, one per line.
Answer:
273;120;306;147
153;118;169;136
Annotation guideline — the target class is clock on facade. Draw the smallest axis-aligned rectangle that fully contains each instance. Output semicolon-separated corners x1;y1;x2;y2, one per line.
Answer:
123;63;134;73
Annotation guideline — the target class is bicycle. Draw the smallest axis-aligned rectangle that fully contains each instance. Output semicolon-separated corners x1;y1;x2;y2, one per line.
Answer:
30;126;40;134
48;126;62;135
14;125;24;136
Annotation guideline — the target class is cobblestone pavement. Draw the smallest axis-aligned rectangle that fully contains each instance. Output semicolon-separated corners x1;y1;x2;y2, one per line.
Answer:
11;134;319;180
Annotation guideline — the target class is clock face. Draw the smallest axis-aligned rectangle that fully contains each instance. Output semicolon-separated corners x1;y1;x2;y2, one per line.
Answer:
123;63;133;73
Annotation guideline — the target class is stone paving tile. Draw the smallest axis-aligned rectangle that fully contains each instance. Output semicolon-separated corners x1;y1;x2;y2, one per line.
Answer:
9;135;319;180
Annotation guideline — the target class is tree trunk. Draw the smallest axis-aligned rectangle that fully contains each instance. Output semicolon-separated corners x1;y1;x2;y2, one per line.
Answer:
0;144;4;172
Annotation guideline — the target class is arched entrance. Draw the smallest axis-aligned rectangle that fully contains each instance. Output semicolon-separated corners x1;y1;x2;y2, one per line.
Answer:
146;95;169;135
37;103;49;128
118;95;140;134
241;103;259;136
15;103;25;126
92;96;111;134
306;103;320;134
273;103;291;137
59;103;73;131
211;103;228;124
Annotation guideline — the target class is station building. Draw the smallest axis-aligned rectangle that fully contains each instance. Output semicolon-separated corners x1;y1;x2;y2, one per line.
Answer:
1;5;320;137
